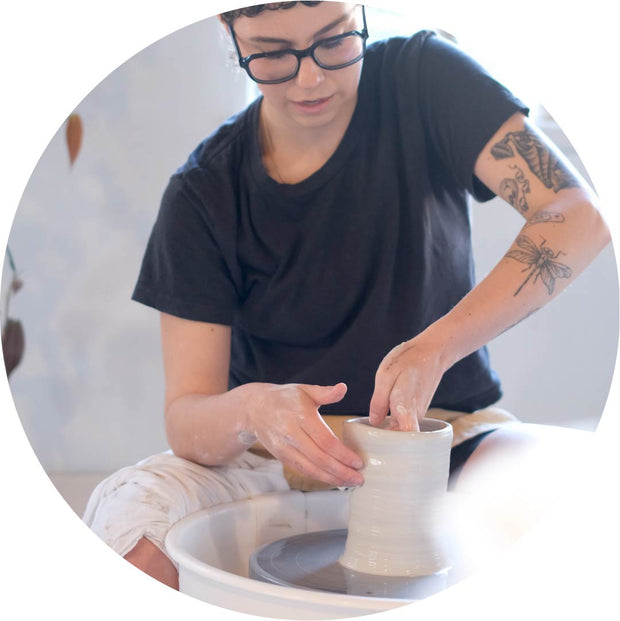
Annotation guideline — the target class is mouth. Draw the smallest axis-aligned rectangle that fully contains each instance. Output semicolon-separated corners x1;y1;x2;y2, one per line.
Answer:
292;95;334;113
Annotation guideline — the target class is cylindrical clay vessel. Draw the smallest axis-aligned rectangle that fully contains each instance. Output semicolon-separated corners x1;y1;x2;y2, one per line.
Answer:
339;417;453;577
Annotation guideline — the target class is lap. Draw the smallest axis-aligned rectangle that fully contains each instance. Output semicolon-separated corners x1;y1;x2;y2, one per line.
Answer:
82;450;290;563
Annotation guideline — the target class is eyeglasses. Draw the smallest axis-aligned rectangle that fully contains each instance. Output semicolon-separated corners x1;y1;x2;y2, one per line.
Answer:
229;6;369;85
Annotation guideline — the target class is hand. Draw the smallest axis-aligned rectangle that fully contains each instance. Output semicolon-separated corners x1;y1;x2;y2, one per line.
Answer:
246;382;364;488
368;333;449;431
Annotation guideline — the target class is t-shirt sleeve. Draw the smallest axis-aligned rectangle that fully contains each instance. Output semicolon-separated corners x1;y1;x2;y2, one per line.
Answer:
132;172;239;324
416;32;530;201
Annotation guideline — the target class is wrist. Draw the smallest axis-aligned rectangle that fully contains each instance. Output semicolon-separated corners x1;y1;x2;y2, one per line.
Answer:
413;320;464;373
235;381;273;435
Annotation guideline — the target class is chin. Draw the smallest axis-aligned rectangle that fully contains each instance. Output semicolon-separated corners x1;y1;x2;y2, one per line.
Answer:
290;95;356;129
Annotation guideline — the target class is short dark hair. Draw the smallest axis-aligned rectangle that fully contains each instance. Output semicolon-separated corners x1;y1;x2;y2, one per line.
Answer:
220;2;323;26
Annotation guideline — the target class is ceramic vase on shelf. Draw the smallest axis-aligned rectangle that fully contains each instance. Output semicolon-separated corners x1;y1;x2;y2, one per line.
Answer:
339;416;453;577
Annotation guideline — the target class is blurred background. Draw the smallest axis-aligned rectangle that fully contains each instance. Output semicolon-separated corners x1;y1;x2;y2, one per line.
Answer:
3;5;618;516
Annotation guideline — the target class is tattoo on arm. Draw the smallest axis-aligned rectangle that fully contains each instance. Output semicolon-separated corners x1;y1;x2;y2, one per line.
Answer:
524;210;565;228
491;127;580;192
505;234;572;296
499;164;531;213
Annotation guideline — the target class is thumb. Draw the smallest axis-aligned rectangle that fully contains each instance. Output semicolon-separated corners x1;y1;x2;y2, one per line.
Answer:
302;382;348;406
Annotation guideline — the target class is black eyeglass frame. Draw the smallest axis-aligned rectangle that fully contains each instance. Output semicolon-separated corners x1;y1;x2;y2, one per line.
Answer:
229;5;369;85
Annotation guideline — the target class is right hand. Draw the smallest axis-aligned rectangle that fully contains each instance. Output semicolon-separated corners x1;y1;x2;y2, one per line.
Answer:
246;382;364;488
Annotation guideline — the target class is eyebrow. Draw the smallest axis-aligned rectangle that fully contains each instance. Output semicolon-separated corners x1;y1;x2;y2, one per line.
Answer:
248;12;352;45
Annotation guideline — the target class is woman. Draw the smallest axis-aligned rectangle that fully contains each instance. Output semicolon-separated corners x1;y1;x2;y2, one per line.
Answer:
84;1;609;589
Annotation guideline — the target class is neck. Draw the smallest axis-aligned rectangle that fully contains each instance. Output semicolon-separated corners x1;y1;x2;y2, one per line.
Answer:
259;96;357;184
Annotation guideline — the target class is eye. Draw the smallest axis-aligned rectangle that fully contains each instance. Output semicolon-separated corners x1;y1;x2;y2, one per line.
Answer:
266;51;289;60
320;38;344;50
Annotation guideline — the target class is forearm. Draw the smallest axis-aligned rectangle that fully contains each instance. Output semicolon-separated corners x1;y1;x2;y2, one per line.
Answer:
165;380;363;487
429;195;610;370
165;383;260;466
370;113;610;431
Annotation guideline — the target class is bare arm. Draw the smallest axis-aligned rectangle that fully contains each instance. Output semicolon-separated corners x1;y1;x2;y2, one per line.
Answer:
161;312;363;486
161;313;241;463
369;112;610;430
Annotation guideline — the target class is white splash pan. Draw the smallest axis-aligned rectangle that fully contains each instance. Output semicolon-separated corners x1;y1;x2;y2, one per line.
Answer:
165;489;411;619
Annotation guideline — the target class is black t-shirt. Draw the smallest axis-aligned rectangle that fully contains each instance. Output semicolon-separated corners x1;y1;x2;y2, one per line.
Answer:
133;31;529;415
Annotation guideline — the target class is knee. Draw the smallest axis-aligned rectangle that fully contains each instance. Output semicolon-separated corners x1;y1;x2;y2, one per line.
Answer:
124;537;179;590
82;458;190;569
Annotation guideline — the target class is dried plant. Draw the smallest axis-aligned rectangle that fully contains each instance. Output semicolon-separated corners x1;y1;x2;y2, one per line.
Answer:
2;248;24;377
66;113;83;166
1;112;82;378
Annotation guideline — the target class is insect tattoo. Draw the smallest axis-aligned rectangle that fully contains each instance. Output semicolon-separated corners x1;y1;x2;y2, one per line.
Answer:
505;235;572;296
491;127;580;193
499;164;531;213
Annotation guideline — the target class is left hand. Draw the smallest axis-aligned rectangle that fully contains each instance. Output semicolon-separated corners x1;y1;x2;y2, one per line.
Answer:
368;332;450;431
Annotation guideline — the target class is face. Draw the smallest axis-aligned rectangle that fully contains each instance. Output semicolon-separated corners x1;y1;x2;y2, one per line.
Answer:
229;2;364;132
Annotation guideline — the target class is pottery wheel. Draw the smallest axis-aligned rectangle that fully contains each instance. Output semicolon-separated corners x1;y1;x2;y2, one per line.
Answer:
249;529;449;599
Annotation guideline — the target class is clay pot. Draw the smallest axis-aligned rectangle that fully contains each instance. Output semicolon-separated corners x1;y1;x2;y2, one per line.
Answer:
339;417;453;577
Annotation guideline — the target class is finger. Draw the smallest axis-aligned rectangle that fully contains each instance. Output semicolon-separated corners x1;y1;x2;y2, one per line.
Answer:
302;382;348;407
294;425;364;483
301;417;364;470
369;368;397;427
261;422;363;485
281;439;364;487
388;387;420;432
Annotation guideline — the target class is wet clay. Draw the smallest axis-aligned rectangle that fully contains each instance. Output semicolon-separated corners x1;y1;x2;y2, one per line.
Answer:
339;417;453;577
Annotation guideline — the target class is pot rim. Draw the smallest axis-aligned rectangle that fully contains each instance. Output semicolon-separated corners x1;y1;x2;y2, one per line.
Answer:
344;416;452;437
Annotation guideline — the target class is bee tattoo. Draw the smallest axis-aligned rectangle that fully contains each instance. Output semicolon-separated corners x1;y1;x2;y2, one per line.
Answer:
506;235;572;296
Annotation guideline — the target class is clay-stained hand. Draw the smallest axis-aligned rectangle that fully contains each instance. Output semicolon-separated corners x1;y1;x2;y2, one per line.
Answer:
246;382;364;488
368;335;449;431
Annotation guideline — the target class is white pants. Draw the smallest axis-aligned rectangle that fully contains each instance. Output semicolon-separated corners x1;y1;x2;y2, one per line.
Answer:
82;450;290;568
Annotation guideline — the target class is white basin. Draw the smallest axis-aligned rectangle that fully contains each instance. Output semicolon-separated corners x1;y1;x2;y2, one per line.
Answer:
165;489;413;619
165;425;593;618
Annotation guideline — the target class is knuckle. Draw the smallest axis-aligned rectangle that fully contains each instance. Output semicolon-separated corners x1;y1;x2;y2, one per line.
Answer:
374;368;392;390
389;389;408;408
393;402;410;416
389;391;414;414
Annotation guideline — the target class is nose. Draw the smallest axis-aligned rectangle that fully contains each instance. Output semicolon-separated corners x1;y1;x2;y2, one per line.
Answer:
295;54;324;89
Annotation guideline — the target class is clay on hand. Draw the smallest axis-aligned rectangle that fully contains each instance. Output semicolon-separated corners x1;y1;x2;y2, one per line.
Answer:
247;382;364;488
369;335;450;432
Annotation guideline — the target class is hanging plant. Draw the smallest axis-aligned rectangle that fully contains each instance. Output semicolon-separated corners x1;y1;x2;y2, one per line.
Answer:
2;248;25;377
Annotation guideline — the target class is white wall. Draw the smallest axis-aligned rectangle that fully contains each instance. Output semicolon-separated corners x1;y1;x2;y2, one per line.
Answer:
6;17;250;473
4;11;617;476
